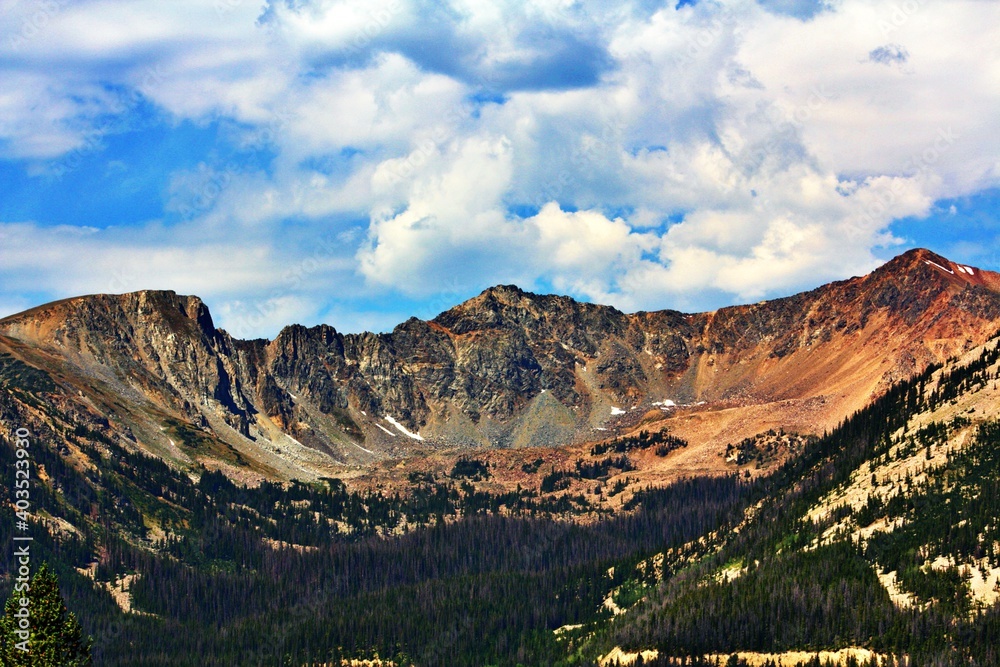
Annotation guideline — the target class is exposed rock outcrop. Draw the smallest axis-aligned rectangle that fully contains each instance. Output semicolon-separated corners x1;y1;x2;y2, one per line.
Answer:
2;248;998;479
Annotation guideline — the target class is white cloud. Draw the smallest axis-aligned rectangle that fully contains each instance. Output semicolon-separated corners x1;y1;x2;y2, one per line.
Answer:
282;54;467;159
359;136;658;304
736;0;1000;190
0;220;362;337
2;0;999;329
0;222;273;295
360;135;522;291
214;293;322;340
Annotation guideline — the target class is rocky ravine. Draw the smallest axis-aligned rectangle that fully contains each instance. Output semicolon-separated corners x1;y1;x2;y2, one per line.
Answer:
1;248;999;481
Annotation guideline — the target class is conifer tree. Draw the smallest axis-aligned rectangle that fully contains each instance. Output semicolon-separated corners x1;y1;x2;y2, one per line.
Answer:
0;563;92;666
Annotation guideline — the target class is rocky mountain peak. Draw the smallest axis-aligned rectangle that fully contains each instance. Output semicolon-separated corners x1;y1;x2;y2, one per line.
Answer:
432;283;630;340
0;289;217;352
432;284;547;334
874;247;1000;291
3;249;1000;479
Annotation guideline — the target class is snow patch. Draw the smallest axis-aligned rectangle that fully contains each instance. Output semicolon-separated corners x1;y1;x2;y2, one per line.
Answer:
924;259;955;275
652;399;676;408
610;407;626;416
385;415;424;441
375;423;396;437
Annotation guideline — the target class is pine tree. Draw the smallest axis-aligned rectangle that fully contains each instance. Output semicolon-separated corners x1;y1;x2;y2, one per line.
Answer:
0;563;92;666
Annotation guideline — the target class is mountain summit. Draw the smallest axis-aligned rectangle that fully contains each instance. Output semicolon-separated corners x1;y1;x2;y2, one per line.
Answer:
2;248;999;480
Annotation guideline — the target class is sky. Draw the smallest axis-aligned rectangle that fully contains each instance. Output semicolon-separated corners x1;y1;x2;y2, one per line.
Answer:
1;0;999;339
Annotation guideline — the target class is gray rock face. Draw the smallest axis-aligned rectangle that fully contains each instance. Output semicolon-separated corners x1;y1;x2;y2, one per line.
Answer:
3;248;1000;476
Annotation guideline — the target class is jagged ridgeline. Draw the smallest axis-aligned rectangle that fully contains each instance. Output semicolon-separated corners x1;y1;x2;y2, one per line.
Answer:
2;248;1000;481
0;329;999;664
2;249;1000;665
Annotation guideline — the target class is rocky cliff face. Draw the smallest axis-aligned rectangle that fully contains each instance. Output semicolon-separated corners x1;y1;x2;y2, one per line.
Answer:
2;248;999;480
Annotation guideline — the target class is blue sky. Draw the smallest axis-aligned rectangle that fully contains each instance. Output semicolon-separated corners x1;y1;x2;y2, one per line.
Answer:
1;0;999;338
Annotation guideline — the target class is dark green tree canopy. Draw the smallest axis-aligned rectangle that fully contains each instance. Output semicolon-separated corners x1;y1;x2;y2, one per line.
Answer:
0;563;92;666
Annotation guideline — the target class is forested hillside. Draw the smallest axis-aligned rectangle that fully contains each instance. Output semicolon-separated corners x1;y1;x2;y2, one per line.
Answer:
0;357;752;665
3;332;1000;664
597;336;1000;666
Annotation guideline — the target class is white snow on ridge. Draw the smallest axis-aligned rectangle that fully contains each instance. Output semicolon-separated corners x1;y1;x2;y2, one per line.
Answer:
924;260;954;275
385;415;424;441
652;400;676;408
610;407;626;416
375;423;396;437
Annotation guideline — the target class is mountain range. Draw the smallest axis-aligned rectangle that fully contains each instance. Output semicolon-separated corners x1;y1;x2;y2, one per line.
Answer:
1;247;999;483
3;247;1000;665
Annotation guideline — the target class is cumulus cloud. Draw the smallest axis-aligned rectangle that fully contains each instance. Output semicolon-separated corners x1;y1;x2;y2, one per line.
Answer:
261;0;615;91
360;135;521;291
0;220;360;337
0;221;272;294
359;135;658;304
2;0;999;333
